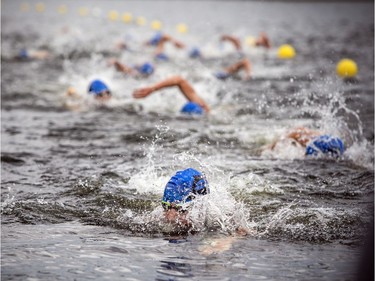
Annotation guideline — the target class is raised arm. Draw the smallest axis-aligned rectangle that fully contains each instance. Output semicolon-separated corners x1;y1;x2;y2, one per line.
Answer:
133;76;210;112
224;58;252;80
255;32;271;49
286;127;321;147
110;59;137;75
220;35;242;51
154;35;185;55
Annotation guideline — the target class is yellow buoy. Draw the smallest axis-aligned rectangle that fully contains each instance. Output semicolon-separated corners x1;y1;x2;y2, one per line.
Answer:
36;2;45;13
336;58;358;78
277;44;296;59
151;20;162;30
79;7;89;17
136;16;146;26
20;3;30;12
176;23;188;34
58;5;67;15
245;36;256;47
122;13;132;23
108;10;119;21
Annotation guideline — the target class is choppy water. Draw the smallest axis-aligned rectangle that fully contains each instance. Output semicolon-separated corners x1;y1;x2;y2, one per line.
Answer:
1;0;374;280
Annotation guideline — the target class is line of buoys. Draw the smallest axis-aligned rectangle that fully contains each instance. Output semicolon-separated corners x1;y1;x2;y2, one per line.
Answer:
16;2;359;79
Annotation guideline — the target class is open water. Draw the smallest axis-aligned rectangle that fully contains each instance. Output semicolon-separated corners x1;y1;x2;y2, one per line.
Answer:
1;0;374;280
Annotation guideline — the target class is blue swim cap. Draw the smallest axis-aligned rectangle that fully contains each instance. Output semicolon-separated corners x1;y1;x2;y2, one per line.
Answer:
214;71;230;80
189;47;201;58
19;49;28;59
138;62;154;75
155;53;169;61
88;79;110;95
162;168;209;209
306;135;345;157
181;102;204;115
149;32;162;46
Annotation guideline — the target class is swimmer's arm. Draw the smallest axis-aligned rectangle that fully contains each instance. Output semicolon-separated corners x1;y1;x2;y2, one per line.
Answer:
29;50;50;59
256;33;271;49
286;127;321;147
133;76;210;112
220;35;242;51
199;227;254;256
224;58;251;80
111;60;136;75
155;36;185;55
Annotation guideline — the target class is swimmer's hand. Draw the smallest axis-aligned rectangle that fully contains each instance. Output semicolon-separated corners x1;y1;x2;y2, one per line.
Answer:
66;87;79;98
236;226;255;236
133;87;153;99
173;41;185;49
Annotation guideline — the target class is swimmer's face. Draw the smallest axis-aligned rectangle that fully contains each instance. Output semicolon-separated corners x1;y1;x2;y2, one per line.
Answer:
95;90;111;101
164;208;190;226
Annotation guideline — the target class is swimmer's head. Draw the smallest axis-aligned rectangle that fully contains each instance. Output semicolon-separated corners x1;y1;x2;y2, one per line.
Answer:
18;49;28;59
180;102;204;115
214;71;230;80
305;135;345;157
189;47;201;59
155;53;169;61
162;168;209;211
137;62;154;76
88;79;111;99
149;32;163;46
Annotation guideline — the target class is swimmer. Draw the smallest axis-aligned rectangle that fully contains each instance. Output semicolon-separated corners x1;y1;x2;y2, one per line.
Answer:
220;34;242;52
265;127;345;157
255;32;271;49
87;79;112;101
146;32;186;61
188;47;203;59
162;168;253;255
162;168;209;226
114;41;128;51
110;59;155;77
16;48;50;60
64;79;112;110
214;57;252;80
133;75;210;114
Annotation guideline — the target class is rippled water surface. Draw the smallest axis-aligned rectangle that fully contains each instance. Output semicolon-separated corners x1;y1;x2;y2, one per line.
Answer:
1;0;374;280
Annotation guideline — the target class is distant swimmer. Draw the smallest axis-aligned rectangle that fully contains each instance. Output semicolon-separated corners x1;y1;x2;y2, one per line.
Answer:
110;59;155;77
255;32;271;49
16;48;50;60
133;75;210;114
214;57;252;81
264;127;345;157
220;34;242;52
188;47;203;59
162;168;209;226
146;32;186;61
